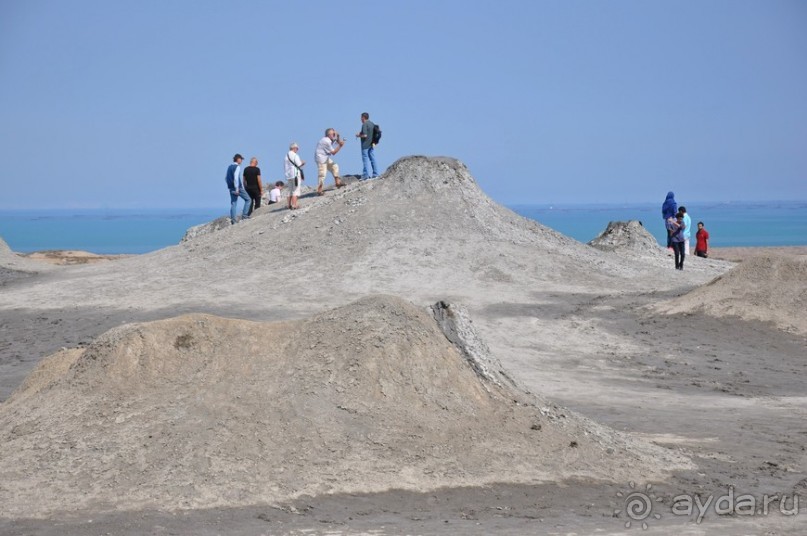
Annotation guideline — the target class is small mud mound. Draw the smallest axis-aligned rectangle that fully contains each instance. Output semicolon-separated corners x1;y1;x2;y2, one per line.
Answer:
0;237;32;274
180;216;231;242
0;236;11;256
0;295;688;518
0;235;52;274
656;254;807;334
589;220;663;257
0;236;21;270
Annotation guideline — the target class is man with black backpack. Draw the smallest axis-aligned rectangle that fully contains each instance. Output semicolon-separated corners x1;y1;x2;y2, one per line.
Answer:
355;112;380;180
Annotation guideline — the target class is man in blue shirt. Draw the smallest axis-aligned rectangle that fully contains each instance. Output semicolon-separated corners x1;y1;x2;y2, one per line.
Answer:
679;206;692;256
225;154;251;224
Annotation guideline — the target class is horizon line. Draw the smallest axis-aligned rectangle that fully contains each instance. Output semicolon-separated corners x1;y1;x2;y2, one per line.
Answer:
1;199;806;212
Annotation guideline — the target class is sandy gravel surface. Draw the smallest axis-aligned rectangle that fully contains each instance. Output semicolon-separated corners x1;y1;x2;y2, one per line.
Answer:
20;250;131;265
1;157;804;535
709;245;807;262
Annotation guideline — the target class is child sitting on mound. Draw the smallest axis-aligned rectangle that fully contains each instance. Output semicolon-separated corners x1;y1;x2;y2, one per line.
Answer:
268;181;284;205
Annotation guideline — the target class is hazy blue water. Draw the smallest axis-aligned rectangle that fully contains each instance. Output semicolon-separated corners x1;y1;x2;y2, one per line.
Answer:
0;209;222;254
0;202;805;254
510;201;807;247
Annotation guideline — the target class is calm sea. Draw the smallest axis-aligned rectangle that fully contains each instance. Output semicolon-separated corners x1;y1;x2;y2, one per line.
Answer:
511;201;807;249
1;202;805;254
0;209;222;255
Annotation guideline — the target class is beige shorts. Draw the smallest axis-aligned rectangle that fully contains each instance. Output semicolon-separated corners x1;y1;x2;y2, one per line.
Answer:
317;161;339;187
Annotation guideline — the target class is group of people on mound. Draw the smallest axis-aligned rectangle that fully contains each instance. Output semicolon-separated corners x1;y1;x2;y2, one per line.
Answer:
225;113;381;223
662;191;710;271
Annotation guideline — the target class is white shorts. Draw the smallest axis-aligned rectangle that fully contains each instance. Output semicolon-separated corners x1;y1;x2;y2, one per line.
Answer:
289;178;301;197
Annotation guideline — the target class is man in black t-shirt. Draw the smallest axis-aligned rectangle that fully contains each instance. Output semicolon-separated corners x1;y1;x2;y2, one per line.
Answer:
242;157;263;215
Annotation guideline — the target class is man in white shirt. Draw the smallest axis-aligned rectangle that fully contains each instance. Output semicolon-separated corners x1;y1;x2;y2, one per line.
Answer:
315;128;345;195
284;142;305;210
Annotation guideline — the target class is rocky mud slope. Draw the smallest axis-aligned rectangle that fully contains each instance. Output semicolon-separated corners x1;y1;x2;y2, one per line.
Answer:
0;158;728;313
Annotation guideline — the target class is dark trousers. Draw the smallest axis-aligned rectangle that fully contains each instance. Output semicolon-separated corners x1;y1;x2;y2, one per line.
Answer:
672;241;685;269
246;188;261;215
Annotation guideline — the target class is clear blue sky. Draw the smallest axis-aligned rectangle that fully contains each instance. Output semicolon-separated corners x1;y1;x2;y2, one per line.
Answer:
1;0;805;209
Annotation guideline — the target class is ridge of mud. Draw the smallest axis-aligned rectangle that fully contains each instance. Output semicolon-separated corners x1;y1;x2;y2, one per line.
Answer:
0;295;690;518
655;254;807;335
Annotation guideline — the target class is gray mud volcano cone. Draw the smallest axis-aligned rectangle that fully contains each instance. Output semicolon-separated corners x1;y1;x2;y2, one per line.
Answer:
588;220;664;256
5;156;653;308
0;295;689;517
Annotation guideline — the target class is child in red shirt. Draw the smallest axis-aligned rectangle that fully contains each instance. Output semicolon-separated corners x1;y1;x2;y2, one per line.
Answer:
695;222;709;258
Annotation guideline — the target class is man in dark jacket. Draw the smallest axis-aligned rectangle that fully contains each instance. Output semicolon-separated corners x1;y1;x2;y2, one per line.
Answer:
226;154;251;224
